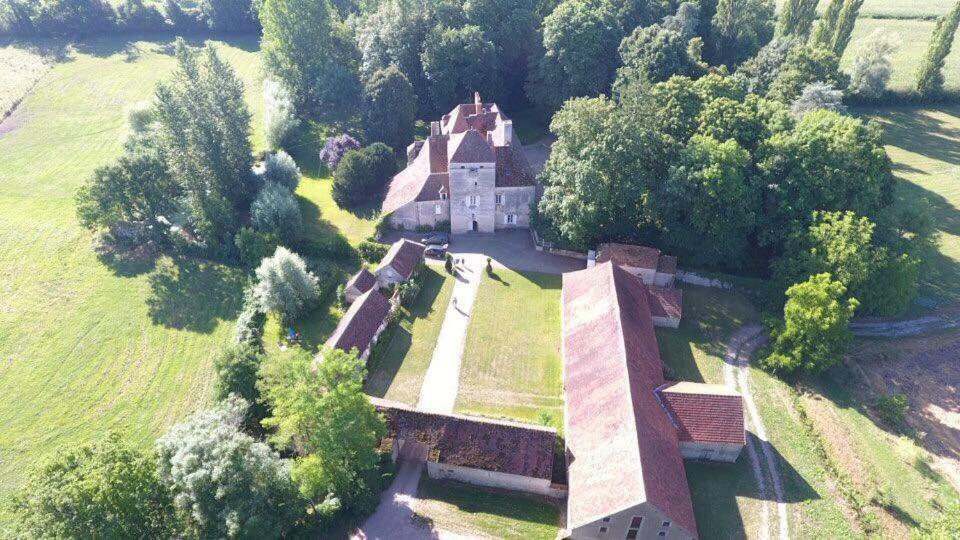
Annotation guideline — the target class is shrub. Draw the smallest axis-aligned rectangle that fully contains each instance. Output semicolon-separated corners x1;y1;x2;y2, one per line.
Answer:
233;301;266;347
261;150;301;191
213;343;267;431
790;81;845;118
319;134;360;171
849;29;900;99
331;144;398;207
486;257;492;274
263;78;299;150
336;283;347;308
358;239;389;264
251;183;303;244
876;393;909;426
235;227;280;268
252;246;320;322
116;0;166;31
397;277;422;306
444;252;453;274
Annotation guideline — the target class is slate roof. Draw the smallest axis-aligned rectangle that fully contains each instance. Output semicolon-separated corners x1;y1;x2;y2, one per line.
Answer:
371;397;556;480
441;102;503;134
649;286;683;320
345;268;377;296
657;254;678;275
562;262;697;534
658;382;745;445
324;288;391;355
377;239;425;280
449;129;496;163
495;144;536;187
597;243;662;270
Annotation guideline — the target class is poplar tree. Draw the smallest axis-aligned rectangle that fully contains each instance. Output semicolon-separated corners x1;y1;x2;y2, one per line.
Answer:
916;0;960;97
830;0;864;56
776;0;818;39
811;0;843;47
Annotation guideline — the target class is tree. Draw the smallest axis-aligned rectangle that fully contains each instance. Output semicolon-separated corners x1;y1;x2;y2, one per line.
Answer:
155;396;302;539
12;433;176;538
32;0;117;36
362;65;417;150
529;0;621;111
251;182;304;244
214;343;267;426
263;78;299;150
763;273;858;375
757;110;894;249
252;246;320;321
811;0;843;48
319;133;360;171
261;150;301;191
260;0;361;118
259;348;385;513
916;1;960;97
829;0;864;56
733;37;797;95
538;96;674;248
116;0;167;31
153;40;254;252
75;147;179;243
662;1;700;40
767;44;847;104
332;143;398;207
657;135;756;268
708;0;775;67
615;23;702;89
420;25;500;113
776;0;817;39
790;81;845;118
849;28;900;99
464;0;540;105
198;0;257;31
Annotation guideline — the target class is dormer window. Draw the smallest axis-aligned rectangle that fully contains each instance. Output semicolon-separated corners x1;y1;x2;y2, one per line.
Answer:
468;167;478;178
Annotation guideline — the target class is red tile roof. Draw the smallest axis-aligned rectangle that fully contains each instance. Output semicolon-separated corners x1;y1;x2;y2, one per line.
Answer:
449;129;496;163
562;262;697;534
370;397;556;480
658;382;745;445
325;288;391;355
345;268;377;296
597;243;662;270
441;102;506;135
649;286;683;320
377;239;425;280
494;144;536;187
381;136;449;215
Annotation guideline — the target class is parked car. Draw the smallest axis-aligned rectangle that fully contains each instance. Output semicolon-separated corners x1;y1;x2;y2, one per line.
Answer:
424;244;448;258
421;232;449;245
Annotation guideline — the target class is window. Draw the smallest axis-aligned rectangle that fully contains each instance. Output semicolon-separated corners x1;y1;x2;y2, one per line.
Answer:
468;167;478;177
662;522;670;528
626;531;638;540
602;517;611;523
599;526;608;534
468;195;478;207
505;214;516;225
435;203;442;215
657;533;666;537
495;193;504;205
630;517;643;528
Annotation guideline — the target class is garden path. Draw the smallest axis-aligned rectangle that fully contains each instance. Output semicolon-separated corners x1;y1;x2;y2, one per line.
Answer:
416;255;483;413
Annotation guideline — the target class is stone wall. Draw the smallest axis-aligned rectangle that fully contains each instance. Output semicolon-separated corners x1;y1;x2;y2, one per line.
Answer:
426;461;556;497
679;441;743;463
449;162;496;233
494;186;535;230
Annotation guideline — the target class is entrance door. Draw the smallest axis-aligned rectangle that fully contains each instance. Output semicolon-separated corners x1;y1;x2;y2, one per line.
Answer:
472;220;478;232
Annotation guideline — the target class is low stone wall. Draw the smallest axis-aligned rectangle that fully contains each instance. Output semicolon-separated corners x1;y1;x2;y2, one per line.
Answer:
675;270;733;289
679;441;743;463
427;461;563;498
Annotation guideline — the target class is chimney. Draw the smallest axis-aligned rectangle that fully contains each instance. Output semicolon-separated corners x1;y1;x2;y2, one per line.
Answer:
430;121;440;137
474;92;482;115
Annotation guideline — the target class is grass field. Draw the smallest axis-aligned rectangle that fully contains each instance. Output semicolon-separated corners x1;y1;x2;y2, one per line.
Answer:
0;43;53;119
414;476;560;539
0;35;268;528
775;0;956;19
364;267;455;405
454;269;563;424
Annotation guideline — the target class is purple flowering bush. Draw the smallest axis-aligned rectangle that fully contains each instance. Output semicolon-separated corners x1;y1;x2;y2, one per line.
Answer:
319;134;360;171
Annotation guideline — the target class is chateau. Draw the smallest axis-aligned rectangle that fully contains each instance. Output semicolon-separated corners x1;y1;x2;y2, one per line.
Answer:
381;93;537;233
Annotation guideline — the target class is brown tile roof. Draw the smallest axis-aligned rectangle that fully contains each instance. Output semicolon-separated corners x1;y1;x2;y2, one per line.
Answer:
657;254;678;275
649;286;683;320
345;268;377;296
377;239;425;280
442;102;506;135
562;262;696;534
658;382;745;445
325;288;392;354
448;129;495;163
381;135;449;215
494;144;536;187
596;243;662;270
370;397;556;480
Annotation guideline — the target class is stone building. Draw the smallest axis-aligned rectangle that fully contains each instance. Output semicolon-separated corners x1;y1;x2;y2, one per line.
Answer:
381;93;537;233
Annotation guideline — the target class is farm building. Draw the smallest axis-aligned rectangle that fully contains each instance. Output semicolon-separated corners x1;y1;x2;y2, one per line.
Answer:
324;288;393;362
370;397;559;496
562;262;744;540
381;93;537;233
597;243;677;287
343;267;377;304
375;239;425;288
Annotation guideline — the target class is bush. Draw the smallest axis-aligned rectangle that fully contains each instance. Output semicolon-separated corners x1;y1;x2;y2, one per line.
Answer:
213;343;267;431
849;28;900;99
116;0;167;31
252;246;320;322
319;134;360;171
233;301;266;347
250;182;304;244
876;393;909;426
357;239;389;264
362;66;416;150
261;150;301;191
396;276;422;306
263;78;299;150
331;143;398;207
235;227;280;267
444;252;453;274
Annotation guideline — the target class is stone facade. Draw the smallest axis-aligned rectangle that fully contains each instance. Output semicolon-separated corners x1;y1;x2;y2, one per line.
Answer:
449;161;496;233
426;461;554;496
571;502;697;540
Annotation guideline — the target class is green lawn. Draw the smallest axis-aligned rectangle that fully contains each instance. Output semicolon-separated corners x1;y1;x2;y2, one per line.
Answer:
0;42;52;118
364;267;455;405
0;35;265;528
414;475;560;540
297;175;379;247
774;0;956;19
454;269;563;425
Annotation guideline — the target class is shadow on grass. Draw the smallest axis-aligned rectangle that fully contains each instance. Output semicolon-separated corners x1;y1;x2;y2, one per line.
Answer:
486;270;510;286
288;293;342;353
364;268;446;398
96;249;158;277
146;256;245;332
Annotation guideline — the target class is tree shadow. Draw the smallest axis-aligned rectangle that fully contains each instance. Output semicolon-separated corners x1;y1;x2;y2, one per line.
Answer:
861;105;960;167
486;269;510;286
95;248;158;277
296;192;360;268
287;293;342;353
146;256;245;332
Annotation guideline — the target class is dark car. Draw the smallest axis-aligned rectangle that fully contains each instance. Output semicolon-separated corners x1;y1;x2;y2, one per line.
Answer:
421;232;450;245
424;244;448;258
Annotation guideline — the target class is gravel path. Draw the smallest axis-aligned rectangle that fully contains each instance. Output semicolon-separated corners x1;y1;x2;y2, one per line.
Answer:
416;256;483;413
724;324;789;540
850;312;960;337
